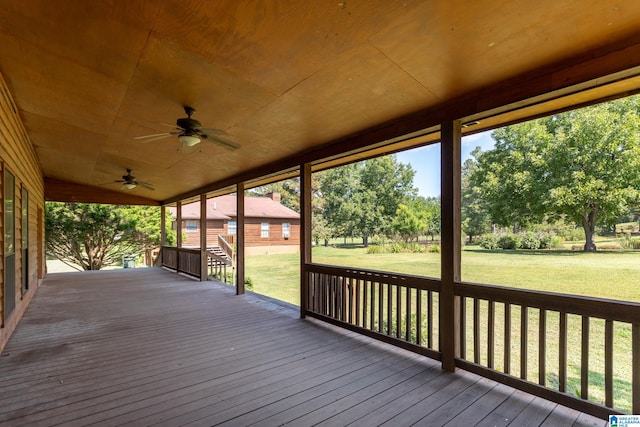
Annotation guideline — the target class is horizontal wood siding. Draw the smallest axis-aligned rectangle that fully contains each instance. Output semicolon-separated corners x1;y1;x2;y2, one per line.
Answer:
181;218;300;248
0;72;45;351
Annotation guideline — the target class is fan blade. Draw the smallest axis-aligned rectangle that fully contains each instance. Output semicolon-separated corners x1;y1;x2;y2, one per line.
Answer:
134;132;172;140
201;134;241;150
137;181;155;191
199;127;229;136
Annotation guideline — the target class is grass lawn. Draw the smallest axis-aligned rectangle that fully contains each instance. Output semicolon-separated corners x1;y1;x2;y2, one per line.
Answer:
246;245;640;304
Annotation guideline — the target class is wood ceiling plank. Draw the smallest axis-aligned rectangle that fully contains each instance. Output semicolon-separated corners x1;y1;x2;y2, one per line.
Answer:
0;0;162;81
371;0;640;101
153;0;422;95
0;33;127;135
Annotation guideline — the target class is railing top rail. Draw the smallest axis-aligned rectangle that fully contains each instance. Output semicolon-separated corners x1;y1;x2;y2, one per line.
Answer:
456;281;640;323
305;262;440;291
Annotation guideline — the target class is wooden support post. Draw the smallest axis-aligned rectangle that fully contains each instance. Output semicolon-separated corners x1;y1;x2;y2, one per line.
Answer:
160;205;166;266
200;194;208;281
176;201;182;273
300;163;312;319
440;119;462;372
236;183;245;295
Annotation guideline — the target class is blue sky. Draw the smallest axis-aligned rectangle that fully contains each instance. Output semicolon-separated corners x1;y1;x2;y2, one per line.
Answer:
395;130;495;198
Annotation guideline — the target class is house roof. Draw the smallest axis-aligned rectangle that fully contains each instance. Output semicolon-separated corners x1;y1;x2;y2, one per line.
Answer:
2;1;640;205
173;195;300;221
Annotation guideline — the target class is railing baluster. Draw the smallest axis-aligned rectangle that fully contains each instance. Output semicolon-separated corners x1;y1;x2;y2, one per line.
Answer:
377;281;383;333
355;278;361;327
416;289;422;346
362;280;368;329
406;286;412;342
387;283;392;335
581;315;589;400
341;275;347;322
559;311;567;393
521;305;528;380
370;280;375;332
460;296;466;360
605;319;614;408
396;283;402;339
474;298;480;364
633;322;640;414
427;290;433;349
539;308;546;386
505;303;511;375
488;300;495;369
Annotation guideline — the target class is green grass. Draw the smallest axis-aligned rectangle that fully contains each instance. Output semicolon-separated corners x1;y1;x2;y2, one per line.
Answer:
246;245;640;304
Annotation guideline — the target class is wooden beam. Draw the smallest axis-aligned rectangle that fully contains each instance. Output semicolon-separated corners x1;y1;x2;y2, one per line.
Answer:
300;163;312;319
440;119;462;372
236;183;245;295
45;177;159;206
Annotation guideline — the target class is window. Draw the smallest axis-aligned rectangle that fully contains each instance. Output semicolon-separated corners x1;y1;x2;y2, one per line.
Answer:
282;222;290;239
228;220;237;235
261;222;269;238
185;220;198;232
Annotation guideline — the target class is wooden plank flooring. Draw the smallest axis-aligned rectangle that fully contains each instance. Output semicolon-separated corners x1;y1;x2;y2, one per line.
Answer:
0;268;608;426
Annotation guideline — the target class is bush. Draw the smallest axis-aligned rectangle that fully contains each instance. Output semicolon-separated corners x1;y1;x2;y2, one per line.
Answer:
498;234;519;250
559;228;584;242
519;231;540;249
366;245;382;254
245;276;254;290
427;244;440;253
619;234;640;250
549;235;564;249
479;234;499;250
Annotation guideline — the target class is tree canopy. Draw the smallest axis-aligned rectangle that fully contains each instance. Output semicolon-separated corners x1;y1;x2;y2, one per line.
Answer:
466;96;640;250
317;155;418;246
46;203;172;270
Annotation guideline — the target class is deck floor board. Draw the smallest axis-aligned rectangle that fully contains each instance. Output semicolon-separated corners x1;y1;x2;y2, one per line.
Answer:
0;268;608;426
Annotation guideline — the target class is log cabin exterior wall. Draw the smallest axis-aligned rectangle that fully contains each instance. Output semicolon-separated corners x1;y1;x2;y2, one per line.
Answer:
0;73;45;351
180;217;301;248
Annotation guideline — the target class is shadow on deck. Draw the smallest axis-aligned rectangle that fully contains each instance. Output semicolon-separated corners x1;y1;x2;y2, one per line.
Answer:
0;268;607;426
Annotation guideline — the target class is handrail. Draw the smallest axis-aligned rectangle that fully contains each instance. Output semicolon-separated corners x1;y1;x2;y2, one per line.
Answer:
218;234;235;266
303;262;639;419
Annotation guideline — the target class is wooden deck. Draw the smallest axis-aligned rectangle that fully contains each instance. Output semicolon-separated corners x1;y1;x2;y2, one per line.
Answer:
0;268;608;426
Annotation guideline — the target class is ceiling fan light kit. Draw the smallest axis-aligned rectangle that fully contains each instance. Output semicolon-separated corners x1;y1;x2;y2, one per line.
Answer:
134;106;240;151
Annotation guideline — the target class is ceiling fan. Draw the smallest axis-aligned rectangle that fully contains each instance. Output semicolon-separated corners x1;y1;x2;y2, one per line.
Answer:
104;169;154;191
134;106;240;151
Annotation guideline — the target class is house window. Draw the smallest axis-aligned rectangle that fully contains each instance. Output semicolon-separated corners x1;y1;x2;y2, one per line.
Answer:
261;222;269;238
282;222;290;239
185;220;198;232
228;220;237;235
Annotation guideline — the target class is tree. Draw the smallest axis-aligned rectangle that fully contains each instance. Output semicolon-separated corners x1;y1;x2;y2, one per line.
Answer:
468;97;640;251
462;151;491;243
46;203;138;270
119;205;175;265
318;155;417;247
392;203;426;242
246;178;300;212
46;203;172;270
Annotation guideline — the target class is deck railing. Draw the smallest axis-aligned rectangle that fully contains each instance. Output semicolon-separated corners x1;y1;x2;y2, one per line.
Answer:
303;262;639;419
305;264;441;361
161;246;201;279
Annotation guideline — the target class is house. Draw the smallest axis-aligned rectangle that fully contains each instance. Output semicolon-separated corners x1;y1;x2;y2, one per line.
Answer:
172;193;300;254
0;1;639;422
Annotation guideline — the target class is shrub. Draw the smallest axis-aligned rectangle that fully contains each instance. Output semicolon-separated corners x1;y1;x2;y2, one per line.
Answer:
245;276;254;290
559;228;584;242
498;234;519;250
519;231;540;249
549;235;564;249
366;245;382;254
619;234;640;250
427;244;440;253
478;234;499;250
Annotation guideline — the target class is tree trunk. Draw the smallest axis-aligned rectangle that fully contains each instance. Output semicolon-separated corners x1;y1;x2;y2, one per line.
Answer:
362;235;369;247
582;209;597;252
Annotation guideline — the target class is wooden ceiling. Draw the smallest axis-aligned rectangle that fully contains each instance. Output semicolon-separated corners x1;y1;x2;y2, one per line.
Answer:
1;1;640;204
